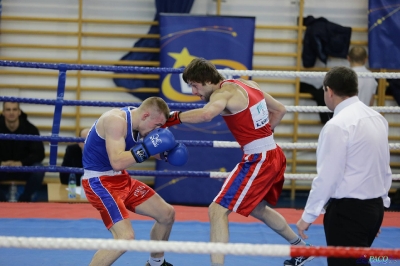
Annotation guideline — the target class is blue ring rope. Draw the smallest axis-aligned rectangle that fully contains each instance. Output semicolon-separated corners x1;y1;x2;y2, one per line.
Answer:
2;60;399;180
0;60;183;74
0;96;205;110
0;60;203;166
0;166;211;178
0;134;214;147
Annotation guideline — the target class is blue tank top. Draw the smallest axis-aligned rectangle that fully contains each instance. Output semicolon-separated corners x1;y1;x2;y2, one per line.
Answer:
82;107;139;171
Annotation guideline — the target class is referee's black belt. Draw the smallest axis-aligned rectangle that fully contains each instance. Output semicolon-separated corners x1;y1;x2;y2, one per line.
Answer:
329;197;382;203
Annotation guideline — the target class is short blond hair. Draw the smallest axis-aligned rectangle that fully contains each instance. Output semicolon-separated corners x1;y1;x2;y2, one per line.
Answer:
140;97;170;119
348;46;367;64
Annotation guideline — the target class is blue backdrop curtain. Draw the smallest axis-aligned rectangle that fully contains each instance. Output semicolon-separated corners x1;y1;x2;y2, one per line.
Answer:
368;0;400;69
113;0;195;100
154;14;256;205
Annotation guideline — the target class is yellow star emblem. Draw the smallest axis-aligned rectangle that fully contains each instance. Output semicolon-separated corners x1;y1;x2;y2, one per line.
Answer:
168;48;198;68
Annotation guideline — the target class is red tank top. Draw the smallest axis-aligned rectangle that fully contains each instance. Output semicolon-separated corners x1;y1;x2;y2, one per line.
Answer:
221;79;272;147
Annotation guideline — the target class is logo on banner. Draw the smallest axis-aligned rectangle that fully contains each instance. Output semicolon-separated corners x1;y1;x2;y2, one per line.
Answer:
161;47;248;103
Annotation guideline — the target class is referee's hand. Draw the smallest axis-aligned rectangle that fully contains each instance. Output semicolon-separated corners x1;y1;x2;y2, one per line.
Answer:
296;219;311;239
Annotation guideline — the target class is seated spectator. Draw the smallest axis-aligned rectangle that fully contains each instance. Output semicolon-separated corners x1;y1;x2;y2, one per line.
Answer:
59;128;89;186
0;102;45;202
386;79;400;106
347;46;377;106
299;81;331;124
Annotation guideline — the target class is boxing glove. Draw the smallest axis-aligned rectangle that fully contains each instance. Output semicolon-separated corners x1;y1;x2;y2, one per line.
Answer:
130;128;177;163
160;143;189;166
161;111;182;128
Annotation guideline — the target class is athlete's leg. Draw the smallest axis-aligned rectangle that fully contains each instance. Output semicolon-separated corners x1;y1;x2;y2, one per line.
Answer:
250;200;300;242
251;200;314;266
209;202;232;265
89;218;134;266
135;193;175;258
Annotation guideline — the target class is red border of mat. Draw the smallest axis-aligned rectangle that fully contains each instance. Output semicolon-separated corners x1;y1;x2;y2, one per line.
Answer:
0;203;399;227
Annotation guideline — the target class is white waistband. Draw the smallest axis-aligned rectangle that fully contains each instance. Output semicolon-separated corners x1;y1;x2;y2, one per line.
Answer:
243;135;276;154
82;169;122;179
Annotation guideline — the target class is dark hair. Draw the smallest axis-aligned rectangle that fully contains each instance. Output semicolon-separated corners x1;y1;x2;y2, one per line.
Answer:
348;46;367;64
323;66;358;97
182;58;225;85
2;101;20;109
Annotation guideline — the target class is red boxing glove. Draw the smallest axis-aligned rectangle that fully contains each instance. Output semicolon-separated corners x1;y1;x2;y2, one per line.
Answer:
162;111;182;128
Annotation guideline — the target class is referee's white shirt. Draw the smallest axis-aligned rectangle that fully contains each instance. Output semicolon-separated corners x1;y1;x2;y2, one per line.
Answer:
302;96;392;224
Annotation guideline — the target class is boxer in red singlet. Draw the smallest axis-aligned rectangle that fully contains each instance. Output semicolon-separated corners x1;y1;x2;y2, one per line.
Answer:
164;58;314;266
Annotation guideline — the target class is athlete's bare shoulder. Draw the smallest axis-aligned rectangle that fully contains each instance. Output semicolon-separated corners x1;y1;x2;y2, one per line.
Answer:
218;80;249;113
96;108;126;137
217;82;239;98
238;78;260;88
99;108;126;122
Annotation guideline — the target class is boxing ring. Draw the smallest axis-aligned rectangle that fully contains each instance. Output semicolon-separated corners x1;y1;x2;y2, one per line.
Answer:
1;60;400;265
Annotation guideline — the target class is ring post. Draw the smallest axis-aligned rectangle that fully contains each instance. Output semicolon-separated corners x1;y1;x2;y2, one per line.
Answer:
49;65;67;166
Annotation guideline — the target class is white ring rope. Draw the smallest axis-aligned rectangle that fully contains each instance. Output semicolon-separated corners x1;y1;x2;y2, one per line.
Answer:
209;172;400;181
212;141;400;180
0;236;291;257
285;106;400;113
213;141;400;150
1;236;399;259
218;69;400;79
218;70;400;113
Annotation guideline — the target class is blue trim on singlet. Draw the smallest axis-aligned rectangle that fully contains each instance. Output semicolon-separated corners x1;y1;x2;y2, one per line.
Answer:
89;177;123;225
120;106;138;150
219;153;260;208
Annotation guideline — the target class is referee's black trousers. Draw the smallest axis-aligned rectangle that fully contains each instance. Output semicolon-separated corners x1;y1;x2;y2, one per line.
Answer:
323;197;384;266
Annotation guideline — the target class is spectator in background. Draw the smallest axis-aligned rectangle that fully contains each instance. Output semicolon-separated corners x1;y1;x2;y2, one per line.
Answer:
0;102;45;202
59;128;90;186
299;81;331;124
386;79;400;106
347;46;377;106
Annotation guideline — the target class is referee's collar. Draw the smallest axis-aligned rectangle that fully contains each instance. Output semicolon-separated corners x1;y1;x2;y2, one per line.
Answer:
333;96;359;117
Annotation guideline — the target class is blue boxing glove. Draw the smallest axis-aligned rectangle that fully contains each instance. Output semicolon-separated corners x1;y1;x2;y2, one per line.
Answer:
130;128;177;163
160;143;189;166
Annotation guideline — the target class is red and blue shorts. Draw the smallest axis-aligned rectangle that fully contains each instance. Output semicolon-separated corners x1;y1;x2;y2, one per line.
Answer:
214;146;286;217
81;170;155;229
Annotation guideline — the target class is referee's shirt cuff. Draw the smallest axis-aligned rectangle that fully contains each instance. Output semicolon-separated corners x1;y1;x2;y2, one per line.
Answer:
301;212;318;224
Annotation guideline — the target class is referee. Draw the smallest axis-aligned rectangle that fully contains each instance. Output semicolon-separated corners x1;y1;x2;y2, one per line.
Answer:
296;66;392;266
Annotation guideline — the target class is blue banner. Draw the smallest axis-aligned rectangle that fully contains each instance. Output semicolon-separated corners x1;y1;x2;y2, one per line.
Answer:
155;14;255;205
368;1;400;69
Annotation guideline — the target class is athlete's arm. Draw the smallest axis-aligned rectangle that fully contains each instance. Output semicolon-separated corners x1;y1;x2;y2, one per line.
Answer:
263;92;286;130
179;90;230;123
102;114;137;171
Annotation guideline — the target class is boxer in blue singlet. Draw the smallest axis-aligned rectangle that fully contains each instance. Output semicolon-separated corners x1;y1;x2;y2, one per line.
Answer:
81;97;188;266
